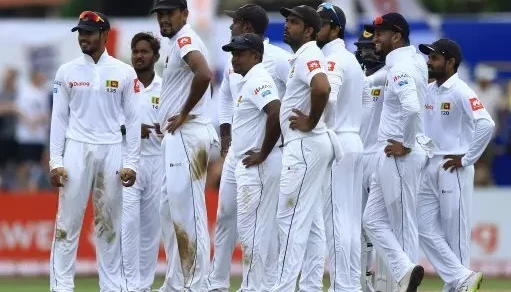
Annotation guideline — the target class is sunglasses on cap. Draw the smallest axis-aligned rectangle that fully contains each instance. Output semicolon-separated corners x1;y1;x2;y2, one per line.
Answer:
79;11;104;23
319;3;341;26
373;16;403;32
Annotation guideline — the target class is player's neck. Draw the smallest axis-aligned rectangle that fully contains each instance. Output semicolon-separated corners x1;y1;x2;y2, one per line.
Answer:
436;72;454;87
88;48;105;64
136;70;155;88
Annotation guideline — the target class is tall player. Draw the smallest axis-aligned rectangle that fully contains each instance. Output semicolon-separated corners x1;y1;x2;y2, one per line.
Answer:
49;11;140;292
362;13;428;292
207;4;290;292
355;30;394;292
151;0;219;291
271;5;341;292
221;33;282;292
121;32;163;292
418;39;492;292
315;3;365;291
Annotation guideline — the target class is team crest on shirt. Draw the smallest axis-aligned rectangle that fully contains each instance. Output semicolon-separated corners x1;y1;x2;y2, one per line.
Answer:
371;88;381;101
441;102;451;115
327;61;336;71
105;80;119;93
307;60;321;72
134;79;140;93
177;36;192;48
469;97;484;111
152;96;160;109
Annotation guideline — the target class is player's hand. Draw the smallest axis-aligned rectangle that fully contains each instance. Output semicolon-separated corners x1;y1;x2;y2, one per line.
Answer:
50;167;68;188
154;123;163;138
220;135;231;158
289;109;313;132
119;168;137;187
141;123;155;139
384;139;411;157
165;114;196;134
443;154;464;172
242;150;267;168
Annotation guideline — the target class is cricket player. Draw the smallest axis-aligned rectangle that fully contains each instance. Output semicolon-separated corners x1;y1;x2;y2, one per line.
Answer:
49;11;140;292
315;3;364;291
121;32;163;292
361;13;429;292
221;33;282;292
207;4;290;291
418;39;493;292
271;6;342;292
151;0;218;291
355;30;395;292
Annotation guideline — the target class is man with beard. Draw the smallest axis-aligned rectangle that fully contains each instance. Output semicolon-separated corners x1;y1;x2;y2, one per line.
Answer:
315;3;364;292
120;32;163;292
220;32;282;292
49;11;140;292
418;39;492;292
355;30;393;292
150;0;219;291
270;5;341;292
206;4;290;291
361;13;428;292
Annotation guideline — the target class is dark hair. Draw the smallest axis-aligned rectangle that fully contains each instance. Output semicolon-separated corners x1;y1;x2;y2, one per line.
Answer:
131;32;161;55
330;23;345;39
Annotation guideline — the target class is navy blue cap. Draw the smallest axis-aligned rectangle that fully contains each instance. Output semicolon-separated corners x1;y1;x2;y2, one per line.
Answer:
150;0;187;13
225;4;269;35
222;33;264;54
280;5;321;33
71;11;110;32
419;38;463;64
364;12;410;39
317;3;346;28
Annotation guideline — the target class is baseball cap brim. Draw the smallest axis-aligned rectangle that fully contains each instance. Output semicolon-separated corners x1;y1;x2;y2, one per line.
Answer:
280;7;304;19
71;24;101;32
150;4;180;14
418;44;436;55
224;10;236;18
222;43;251;52
354;40;374;47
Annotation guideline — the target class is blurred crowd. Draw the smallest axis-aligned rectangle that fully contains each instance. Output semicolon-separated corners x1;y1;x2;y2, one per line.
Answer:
0;63;510;193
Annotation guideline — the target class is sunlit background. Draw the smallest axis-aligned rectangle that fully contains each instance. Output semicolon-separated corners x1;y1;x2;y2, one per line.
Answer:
0;0;510;291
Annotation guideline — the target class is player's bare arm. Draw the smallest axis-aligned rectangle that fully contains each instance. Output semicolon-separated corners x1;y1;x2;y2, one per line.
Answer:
166;50;212;134
289;72;330;131
243;100;281;167
220;123;232;158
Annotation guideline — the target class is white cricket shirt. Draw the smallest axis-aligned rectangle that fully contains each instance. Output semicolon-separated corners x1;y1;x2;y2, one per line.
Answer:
378;45;428;148
280;41;328;145
159;24;211;129
321;38;364;133
231;63;280;158
137;74;163;156
424;73;495;166
218;39;291;125
49;50;141;171
360;67;387;154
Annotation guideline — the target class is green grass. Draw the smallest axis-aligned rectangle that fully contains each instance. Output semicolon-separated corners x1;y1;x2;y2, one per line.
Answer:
0;276;509;292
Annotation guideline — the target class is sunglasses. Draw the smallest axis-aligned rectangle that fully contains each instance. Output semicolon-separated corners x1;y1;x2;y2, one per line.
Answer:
319;3;341;27
373;15;403;32
79;11;104;23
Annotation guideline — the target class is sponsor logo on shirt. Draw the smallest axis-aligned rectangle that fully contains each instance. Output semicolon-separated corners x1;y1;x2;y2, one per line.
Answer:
105;80;119;88
261;90;271;97
177;36;192;48
470;97;484;111
393;73;410;82
425;104;433;110
441;102;451;115
398;80;408;87
327;61;336;71
53;81;62;86
134;79;140;93
254;84;271;95
307;60;321;72
68;81;90;88
53;87;58;93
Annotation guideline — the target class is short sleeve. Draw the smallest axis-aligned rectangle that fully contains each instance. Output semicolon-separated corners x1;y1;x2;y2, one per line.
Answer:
297;53;326;86
176;35;201;59
248;79;279;111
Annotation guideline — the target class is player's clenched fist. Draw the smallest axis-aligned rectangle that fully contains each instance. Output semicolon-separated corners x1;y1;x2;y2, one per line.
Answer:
119;168;137;187
289;109;314;132
50;167;68;188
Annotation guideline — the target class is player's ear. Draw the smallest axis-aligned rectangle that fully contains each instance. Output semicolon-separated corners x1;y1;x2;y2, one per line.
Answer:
154;53;160;63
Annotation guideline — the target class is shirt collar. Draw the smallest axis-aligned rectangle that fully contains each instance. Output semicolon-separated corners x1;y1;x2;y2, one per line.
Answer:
290;41;317;61
240;63;265;84
170;24;190;42
144;73;162;91
82;49;110;64
321;38;345;55
438;73;459;90
385;45;416;68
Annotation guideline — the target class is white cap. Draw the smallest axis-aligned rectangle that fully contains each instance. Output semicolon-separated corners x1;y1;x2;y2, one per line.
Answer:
474;63;497;82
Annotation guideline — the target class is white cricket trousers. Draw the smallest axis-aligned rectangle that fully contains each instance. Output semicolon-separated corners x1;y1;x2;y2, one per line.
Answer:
363;142;427;283
270;134;333;292
418;156;473;290
50;139;125;292
362;152;395;292
324;132;363;292
159;122;218;292
121;155;163;291
235;149;281;292
206;148;280;292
